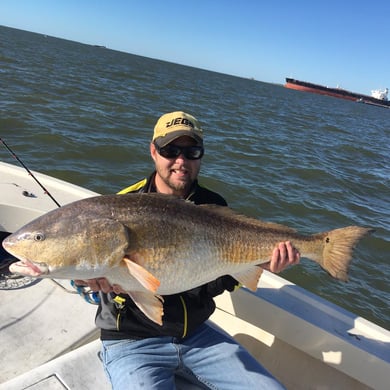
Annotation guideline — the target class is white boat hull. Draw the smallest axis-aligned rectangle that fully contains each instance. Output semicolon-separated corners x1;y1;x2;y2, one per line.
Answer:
0;161;388;389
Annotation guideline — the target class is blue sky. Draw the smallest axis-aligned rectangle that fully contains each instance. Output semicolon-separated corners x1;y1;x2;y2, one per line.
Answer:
1;0;389;95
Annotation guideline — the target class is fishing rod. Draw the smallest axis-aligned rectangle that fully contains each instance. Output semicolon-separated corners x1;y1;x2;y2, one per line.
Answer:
0;138;100;302
0;137;61;208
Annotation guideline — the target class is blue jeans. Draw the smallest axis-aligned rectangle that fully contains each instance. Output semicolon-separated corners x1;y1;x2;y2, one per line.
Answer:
101;323;285;389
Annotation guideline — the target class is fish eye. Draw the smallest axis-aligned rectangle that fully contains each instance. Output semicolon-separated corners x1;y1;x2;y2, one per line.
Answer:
34;232;46;242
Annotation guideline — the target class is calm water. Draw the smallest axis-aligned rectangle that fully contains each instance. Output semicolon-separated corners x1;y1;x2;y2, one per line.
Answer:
1;26;389;330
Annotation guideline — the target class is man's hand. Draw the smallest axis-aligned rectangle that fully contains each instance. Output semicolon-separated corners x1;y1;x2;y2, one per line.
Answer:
74;278;123;294
261;241;300;273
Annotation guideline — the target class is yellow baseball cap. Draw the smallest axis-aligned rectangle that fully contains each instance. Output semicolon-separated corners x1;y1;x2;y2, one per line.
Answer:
152;111;203;147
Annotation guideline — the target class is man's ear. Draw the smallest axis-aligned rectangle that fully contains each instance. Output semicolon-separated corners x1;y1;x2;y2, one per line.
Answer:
150;142;157;162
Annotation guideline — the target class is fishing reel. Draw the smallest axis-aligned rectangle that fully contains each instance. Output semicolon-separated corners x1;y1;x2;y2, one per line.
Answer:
70;279;101;305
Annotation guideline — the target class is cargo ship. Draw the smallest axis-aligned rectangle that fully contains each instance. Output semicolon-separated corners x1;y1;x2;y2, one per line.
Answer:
285;78;389;108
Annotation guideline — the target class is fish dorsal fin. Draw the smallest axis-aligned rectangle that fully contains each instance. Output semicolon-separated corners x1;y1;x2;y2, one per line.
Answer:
133;193;296;234
198;204;297;234
233;265;263;291
123;257;160;293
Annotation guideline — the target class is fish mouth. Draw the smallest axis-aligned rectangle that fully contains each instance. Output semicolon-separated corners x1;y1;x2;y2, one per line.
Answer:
8;258;49;277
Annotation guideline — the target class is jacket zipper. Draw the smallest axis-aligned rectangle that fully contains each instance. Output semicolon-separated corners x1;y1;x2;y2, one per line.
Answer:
179;295;188;338
113;295;127;331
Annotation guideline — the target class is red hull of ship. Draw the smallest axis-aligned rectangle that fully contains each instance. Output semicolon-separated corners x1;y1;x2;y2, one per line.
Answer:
284;78;390;108
285;82;357;102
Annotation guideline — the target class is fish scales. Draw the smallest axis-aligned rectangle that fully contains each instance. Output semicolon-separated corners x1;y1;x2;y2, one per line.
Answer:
2;193;373;325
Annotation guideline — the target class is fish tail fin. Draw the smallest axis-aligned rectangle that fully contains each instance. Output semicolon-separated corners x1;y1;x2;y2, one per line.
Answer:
317;226;373;281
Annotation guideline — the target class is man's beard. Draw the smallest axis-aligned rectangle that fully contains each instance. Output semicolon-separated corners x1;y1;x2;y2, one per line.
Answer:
165;176;191;193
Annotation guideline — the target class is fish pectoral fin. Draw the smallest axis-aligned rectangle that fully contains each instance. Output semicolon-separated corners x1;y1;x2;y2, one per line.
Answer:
233;266;263;291
122;257;160;293
127;290;164;326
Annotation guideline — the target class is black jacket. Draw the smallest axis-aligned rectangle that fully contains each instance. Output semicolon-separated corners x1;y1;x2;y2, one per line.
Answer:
97;173;238;340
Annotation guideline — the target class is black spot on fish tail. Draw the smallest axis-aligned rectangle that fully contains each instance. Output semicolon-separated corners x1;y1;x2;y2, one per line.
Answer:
321;226;373;281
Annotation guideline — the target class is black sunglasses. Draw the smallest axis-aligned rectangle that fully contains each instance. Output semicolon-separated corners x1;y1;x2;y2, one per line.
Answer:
154;143;204;160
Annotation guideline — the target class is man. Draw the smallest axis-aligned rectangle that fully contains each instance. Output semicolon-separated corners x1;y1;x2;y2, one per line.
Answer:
77;111;299;389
